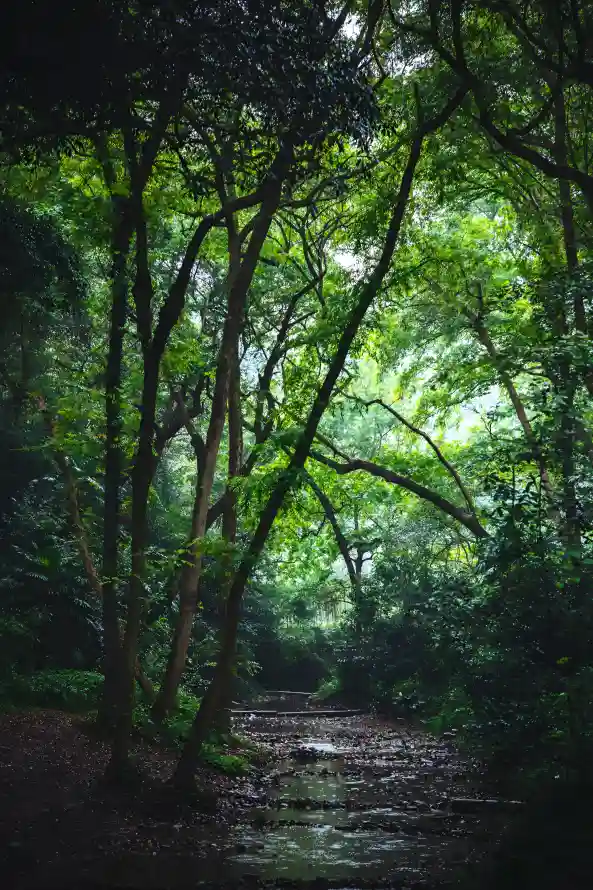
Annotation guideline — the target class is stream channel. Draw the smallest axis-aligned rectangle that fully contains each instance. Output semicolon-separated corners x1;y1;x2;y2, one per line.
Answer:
197;694;511;889
39;696;516;890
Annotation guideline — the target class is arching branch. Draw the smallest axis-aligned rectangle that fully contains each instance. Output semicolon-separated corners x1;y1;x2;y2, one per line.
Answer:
341;393;475;512
309;448;488;539
304;471;357;588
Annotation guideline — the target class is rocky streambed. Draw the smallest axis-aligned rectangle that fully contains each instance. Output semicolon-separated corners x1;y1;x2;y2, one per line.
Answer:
220;710;507;888
2;704;521;890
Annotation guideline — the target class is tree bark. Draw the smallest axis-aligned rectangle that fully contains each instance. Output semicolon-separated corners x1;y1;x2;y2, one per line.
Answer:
214;338;243;733
553;82;582;551
105;154;273;769
109;354;160;773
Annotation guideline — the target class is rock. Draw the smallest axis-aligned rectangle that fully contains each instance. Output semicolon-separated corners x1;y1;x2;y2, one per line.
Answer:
450;797;524;814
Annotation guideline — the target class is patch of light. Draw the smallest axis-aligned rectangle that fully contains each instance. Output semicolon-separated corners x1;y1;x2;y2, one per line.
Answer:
334;248;364;275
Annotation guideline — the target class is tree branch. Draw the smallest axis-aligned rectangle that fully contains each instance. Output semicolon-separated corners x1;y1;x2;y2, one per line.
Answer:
309;449;488;538
341;393;475;511
304;471;357;587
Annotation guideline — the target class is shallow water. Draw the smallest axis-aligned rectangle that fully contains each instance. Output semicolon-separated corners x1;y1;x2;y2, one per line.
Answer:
7;710;511;890
228;824;434;881
298;739;342;754
224;717;481;883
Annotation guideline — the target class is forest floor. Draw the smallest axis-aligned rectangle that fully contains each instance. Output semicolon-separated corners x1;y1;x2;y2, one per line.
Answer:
0;707;518;890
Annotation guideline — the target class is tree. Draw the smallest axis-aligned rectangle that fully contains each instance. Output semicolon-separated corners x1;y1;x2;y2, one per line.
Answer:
174;82;468;784
4;0;593;804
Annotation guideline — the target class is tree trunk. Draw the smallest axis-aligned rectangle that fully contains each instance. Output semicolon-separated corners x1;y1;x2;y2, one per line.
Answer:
97;123;176;744
559;381;581;551
108;355;160;775
214;338;242;734
553;80;580;279
174;104;458;781
151;315;236;721
153;150;291;721
99;198;132;731
553;84;582;551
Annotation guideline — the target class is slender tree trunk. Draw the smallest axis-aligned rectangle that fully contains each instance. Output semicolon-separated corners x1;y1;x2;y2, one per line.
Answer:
97;117;178;748
351;508;366;637
559;381;581;551
472;318;556;501
352;548;366;637
99;198;132;731
107;170;162;771
554;81;580;280
153;151;291;721
174;110;449;783
107;130;229;767
108;356;160;775
553;84;582;551
306;471;366;629
306;473;356;586
151;315;237;720
214;339;242;733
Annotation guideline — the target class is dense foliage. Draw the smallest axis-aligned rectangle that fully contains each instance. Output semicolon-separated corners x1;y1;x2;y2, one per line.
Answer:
2;0;593;792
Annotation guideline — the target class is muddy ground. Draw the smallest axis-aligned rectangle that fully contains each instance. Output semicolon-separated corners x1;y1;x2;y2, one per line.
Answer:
0;703;518;889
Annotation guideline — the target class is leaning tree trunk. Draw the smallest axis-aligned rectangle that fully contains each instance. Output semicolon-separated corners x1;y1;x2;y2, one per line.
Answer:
151;308;239;721
152;153;291;721
150;308;238;723
173;104;457;783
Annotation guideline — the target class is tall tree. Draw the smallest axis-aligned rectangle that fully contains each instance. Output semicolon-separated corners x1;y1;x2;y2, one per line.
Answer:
174;83;468;784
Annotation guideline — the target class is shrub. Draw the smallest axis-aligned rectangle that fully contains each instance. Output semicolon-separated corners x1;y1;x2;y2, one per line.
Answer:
312;676;341;702
200;747;249;774
0;668;103;712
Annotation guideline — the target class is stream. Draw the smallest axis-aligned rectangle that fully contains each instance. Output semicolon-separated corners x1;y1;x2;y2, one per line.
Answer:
15;698;520;890
221;707;498;888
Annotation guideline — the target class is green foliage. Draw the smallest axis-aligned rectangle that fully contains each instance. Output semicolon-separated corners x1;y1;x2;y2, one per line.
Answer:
312;676;341;703
200;747;249;775
332;484;593;783
133;688;201;745
0;669;103;712
4;0;593;809
0;617;37;678
0;668;248;772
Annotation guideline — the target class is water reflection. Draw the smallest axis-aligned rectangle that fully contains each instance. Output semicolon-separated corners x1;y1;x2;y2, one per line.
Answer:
229;824;425;881
227;738;464;882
